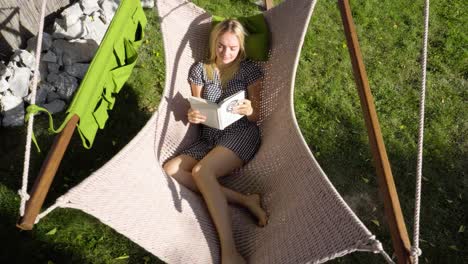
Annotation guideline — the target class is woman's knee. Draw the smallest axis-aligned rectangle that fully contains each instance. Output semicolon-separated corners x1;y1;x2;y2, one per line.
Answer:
191;163;202;180
163;159;178;177
164;155;197;176
191;163;215;182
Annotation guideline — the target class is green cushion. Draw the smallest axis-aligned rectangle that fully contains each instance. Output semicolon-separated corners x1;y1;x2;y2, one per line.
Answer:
212;14;270;61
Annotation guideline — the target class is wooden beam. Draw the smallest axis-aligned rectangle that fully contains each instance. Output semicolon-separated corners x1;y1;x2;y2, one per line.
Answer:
264;0;274;10
337;1;412;263
17;114;79;230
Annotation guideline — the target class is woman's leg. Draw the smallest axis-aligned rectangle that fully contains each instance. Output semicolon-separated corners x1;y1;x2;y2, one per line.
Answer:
164;154;267;226
163;155;199;191
191;146;248;264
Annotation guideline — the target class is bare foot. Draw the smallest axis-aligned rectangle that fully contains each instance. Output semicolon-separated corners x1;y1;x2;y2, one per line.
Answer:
245;194;268;227
222;251;246;264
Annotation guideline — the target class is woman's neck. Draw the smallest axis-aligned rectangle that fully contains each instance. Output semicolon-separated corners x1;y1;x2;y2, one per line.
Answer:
215;58;238;71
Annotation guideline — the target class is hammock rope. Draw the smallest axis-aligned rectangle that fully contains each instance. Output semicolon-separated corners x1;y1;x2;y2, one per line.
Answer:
357;237;395;264
19;0;48;217
411;0;430;262
34;196;69;224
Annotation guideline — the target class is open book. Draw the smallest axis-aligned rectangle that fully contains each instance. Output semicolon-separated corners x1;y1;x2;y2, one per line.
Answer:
188;90;246;130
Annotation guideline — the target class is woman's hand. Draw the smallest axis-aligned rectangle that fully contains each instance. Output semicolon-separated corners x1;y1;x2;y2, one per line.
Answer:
187;108;207;124
232;99;253;117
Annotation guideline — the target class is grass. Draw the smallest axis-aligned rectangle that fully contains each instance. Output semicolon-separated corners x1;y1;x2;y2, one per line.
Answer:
1;0;466;263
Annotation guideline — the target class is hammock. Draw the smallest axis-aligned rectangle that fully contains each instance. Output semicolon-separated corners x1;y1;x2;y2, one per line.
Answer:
20;0;413;263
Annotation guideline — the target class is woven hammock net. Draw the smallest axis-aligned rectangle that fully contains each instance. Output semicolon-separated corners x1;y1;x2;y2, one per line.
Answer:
44;0;381;263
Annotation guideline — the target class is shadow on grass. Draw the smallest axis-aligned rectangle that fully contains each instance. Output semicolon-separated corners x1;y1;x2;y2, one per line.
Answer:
0;82;162;263
300;105;467;263
0;205;163;264
0;209;89;263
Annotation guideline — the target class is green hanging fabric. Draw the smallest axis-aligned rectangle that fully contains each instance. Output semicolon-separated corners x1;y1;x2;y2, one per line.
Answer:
26;0;147;149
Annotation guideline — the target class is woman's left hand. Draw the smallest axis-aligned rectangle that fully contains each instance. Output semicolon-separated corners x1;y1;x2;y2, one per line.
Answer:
232;99;253;116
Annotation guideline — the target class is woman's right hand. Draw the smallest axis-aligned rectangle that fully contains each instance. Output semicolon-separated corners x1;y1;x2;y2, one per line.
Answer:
187;108;207;124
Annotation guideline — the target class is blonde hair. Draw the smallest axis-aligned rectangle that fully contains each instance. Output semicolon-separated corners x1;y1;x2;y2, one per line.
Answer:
204;19;247;87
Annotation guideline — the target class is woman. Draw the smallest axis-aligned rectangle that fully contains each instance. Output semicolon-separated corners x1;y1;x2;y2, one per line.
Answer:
163;19;267;264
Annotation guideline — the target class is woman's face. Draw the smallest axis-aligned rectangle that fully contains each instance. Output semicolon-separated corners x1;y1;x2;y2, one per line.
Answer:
215;32;240;67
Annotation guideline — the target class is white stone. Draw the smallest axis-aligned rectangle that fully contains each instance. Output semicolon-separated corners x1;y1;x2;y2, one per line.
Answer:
42;50;57;63
30;82;55;105
26;33;53;53
39;61;49;83
4;67;12;78
48;72;78;101
3;65;12;79
0;61;6;75
7;60;19;69
25;86;49;106
0;94;24;126
61;2;84;27
90;10;100;18
47;72;60;85
0;92;21;111
0;61;6;76
40;82;56;93
6;62;21;82
21;50;35;69
65;63;89;79
84;15;108;45
99;11;109;25
11;49;36;70
53;18;88;40
52;39;99;65
254;0;264;8
100;0;120;25
11;50;21;62
46;91;61;103
43;99;66;114
81;0;101;15
140;0;154;9
62;53;73;66
8;67;31;97
48;63;60;74
0;78;9;93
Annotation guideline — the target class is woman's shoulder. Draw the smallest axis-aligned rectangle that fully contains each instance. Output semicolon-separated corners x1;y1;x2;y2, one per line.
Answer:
191;61;205;70
240;59;255;67
188;61;207;86
189;61;207;76
241;60;261;71
240;60;263;77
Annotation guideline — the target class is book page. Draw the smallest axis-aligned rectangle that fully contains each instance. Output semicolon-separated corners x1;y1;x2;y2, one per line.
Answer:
188;97;220;128
218;90;246;129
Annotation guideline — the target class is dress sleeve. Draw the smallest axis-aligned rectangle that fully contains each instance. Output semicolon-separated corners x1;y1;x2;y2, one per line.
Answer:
187;61;204;86
243;61;263;87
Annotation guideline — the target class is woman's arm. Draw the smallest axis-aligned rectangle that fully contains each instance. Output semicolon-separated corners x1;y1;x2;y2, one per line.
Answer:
233;79;262;122
187;82;206;124
191;83;203;97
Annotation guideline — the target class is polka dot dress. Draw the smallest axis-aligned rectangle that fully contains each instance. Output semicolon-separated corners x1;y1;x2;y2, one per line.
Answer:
181;60;263;162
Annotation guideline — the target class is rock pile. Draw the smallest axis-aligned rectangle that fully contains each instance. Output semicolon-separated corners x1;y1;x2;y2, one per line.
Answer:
0;0;153;127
